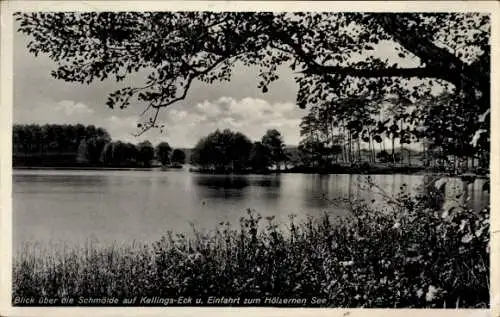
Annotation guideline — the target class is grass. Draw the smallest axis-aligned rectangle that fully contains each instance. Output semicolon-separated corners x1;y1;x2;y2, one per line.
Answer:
13;189;489;308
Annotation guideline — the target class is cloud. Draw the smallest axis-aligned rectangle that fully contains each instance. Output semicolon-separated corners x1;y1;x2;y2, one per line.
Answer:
159;97;307;147
104;115;141;143
14;96;308;148
14;99;97;125
107;115;137;128
54;100;95;116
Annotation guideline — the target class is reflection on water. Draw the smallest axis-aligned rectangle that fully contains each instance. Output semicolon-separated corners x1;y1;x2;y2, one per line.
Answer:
12;170;489;248
194;175;250;189
193;174;282;189
192;174;283;200
193;175;249;200
252;177;281;188
14;174;109;192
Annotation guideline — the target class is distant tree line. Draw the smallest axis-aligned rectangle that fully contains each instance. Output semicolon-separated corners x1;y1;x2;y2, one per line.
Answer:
14;116;488;175
190;129;287;173
186;126;442;174
12;124;185;168
296;92;489;174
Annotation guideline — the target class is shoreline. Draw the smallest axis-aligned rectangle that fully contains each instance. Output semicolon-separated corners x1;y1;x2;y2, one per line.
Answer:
12;165;489;178
13;166;161;171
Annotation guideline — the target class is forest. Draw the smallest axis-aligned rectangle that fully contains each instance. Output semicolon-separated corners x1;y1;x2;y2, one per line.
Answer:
189;89;490;175
12;123;186;168
295;91;489;175
13;94;489;176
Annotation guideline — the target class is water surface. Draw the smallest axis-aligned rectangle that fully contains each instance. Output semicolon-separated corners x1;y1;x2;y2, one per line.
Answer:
13;169;489;248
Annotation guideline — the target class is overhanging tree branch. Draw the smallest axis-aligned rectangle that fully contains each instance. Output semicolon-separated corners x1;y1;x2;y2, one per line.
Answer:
134;51;247;136
373;14;489;90
273;26;448;84
15;11;490;137
302;65;443;80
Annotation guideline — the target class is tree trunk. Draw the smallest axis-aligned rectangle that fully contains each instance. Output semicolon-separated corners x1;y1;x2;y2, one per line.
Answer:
357;138;361;162
422;141;426;167
400;119;404;164
342;141;347;164
348;132;352;164
379;143;383;163
371;136;376;163
342;127;348;164
453;155;458;174
391;136;395;164
368;136;372;163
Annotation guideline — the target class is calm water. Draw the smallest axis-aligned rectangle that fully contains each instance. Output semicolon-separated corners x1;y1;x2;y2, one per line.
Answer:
13;169;489;248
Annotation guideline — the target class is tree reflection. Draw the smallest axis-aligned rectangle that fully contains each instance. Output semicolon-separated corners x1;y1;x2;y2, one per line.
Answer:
194;175;250;189
192;175;250;200
252;177;281;188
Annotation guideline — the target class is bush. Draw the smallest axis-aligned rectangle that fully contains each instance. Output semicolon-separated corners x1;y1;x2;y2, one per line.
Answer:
13;190;489;307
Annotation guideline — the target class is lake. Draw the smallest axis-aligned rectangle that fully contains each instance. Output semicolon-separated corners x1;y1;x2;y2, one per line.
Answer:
12;169;489;249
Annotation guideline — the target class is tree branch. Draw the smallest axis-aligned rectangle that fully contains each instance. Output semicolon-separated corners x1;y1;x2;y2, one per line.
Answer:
273;27;447;83
272;17;488;91
134;107;161;137
302;64;443;80
373;15;488;90
133;52;239;135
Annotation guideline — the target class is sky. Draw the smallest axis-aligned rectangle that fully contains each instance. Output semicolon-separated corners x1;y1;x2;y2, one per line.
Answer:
13;19;424;149
13;26;307;148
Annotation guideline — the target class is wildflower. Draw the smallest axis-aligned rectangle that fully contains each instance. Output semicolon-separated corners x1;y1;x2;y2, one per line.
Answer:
416;288;424;298
461;233;474;244
459;219;468;231
475;225;486;238
392;222;401;229
340;260;354;267
187;252;202;263
425;285;439;302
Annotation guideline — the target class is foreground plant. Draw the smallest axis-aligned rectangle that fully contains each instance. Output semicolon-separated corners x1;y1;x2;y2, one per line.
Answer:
13;186;489;308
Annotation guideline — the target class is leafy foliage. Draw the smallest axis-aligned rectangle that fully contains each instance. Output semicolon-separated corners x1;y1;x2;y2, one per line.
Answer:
155;142;172;166
137;141;155;167
15;12;490;135
171;149;186;164
190;129;253;172
249;141;272;171
100;141;139;166
189;128;293;173
298;96;381;166
13;123;111;165
261;129;286;170
13;124;185;168
296;88;489;172
417;92;490;169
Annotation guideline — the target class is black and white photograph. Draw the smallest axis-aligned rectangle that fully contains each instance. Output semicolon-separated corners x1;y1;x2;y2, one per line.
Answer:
1;0;498;315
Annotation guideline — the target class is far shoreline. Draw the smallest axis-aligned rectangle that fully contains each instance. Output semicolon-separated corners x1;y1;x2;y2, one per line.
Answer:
11;165;489;179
